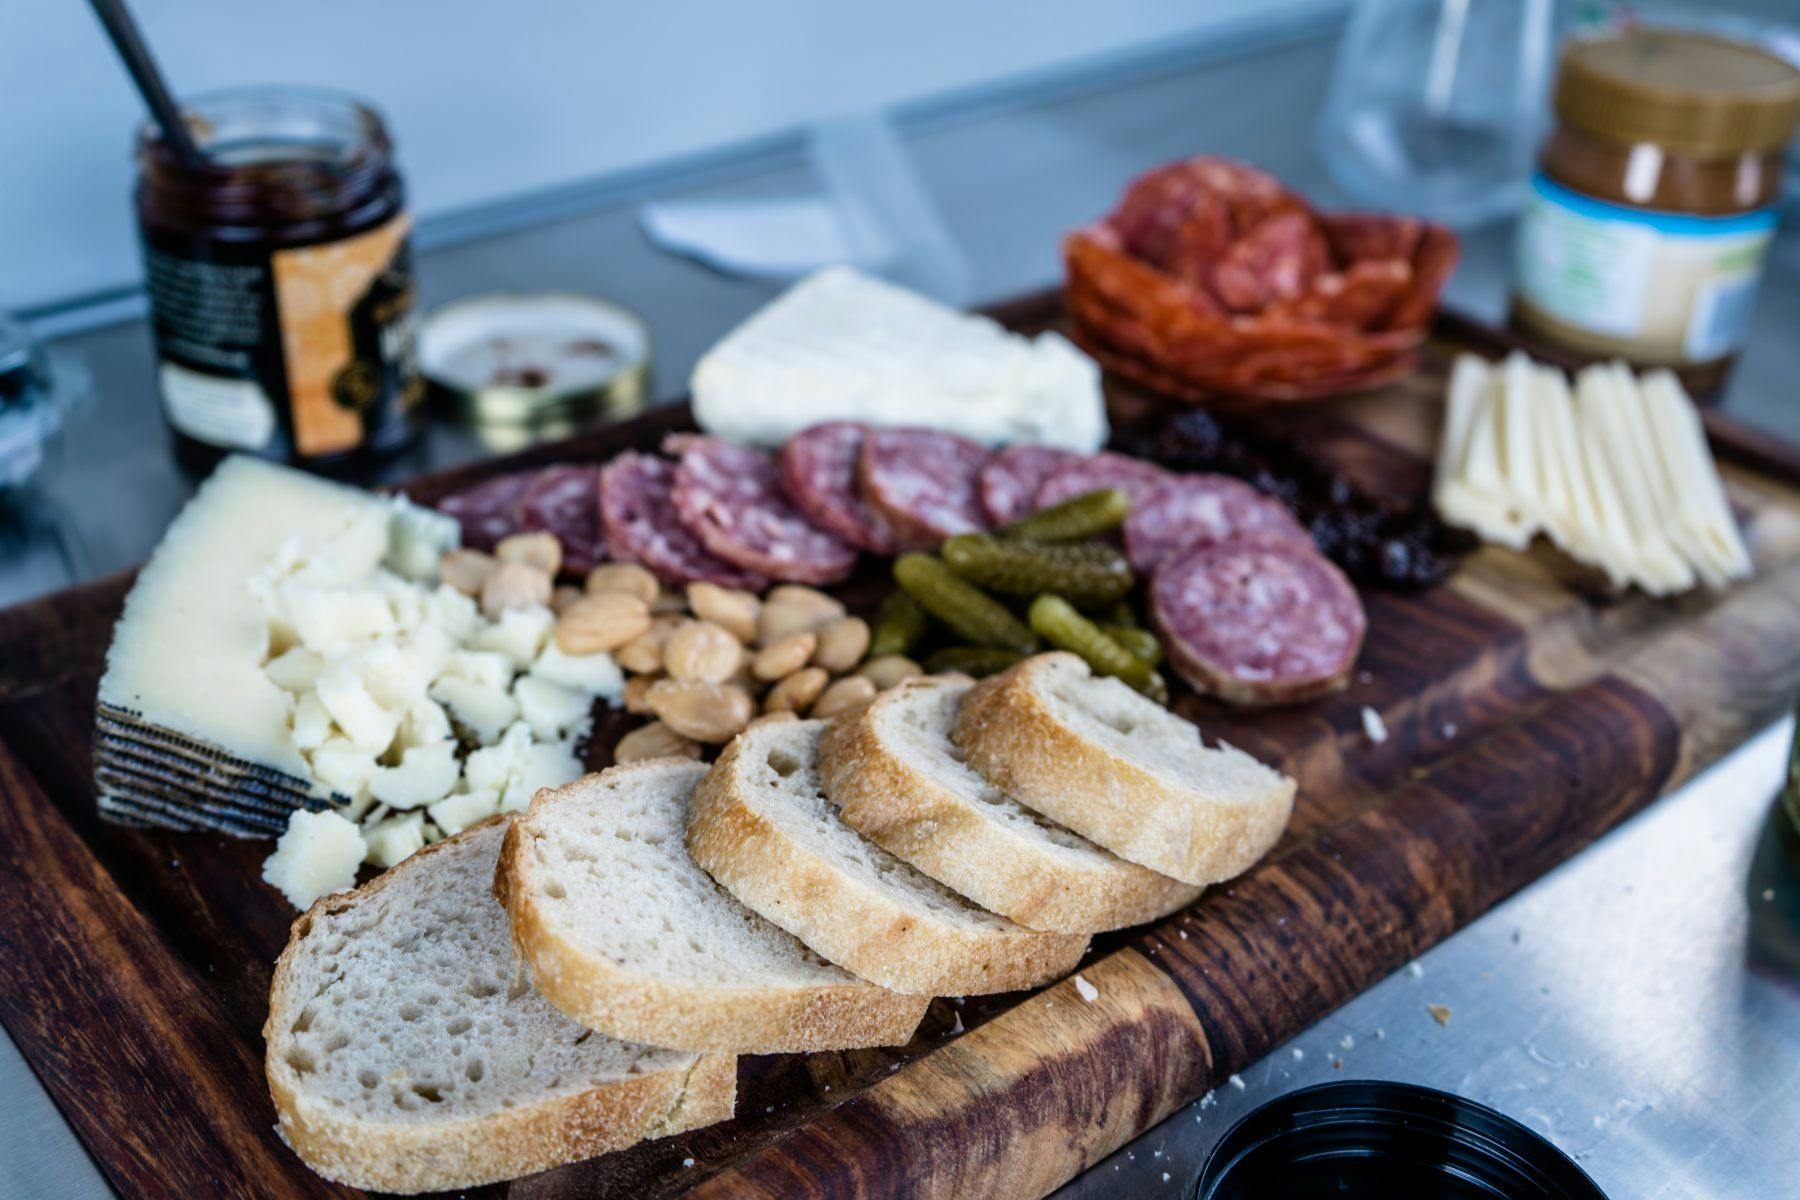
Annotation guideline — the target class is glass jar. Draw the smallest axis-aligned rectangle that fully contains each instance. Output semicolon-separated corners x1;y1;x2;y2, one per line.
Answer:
1511;28;1800;397
136;86;422;472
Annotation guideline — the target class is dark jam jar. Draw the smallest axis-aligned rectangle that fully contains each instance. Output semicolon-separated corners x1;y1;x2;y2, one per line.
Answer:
136;86;422;473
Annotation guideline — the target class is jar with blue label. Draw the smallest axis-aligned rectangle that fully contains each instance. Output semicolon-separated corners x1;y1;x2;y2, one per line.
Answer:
1512;28;1800;397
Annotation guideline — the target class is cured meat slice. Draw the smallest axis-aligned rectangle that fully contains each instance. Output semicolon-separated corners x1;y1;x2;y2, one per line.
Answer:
1150;536;1365;707
857;428;992;550
777;422;898;554
977;444;1083;527
1033;451;1173;514
600;452;767;590
435;470;536;551
671;436;858;585
1205;213;1328;313
1123;475;1310;574
516;464;605;575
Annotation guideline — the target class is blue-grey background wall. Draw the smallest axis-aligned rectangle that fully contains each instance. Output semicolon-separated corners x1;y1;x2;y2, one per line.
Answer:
1;0;1307;313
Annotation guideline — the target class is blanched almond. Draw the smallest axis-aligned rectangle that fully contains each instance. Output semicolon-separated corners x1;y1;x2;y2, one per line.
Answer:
551;584;585;615
613;720;701;763
480;561;552;618
646;679;755;743
623;673;658;715
663;620;743;684
585;562;660;605
757;586;846;646
496;531;563;577
614;616;679;675
811;616;871;673
856;655;923;690
752;631;818;682
651;587;689;615
439;549;496;597
810;675;878;718
764;667;828;714
555;592;650;654
687;583;760;643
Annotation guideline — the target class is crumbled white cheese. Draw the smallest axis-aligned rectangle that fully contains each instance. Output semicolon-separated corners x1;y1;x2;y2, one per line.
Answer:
1360;706;1389;745
430;676;520;745
475;605;555;669
368;742;461;809
265;647;324;693
1228;1074;1246;1091
428;788;501;835
514;675;592;739
262;809;365;909
1073;974;1099;1003
530;641;625;699
363;810;427;869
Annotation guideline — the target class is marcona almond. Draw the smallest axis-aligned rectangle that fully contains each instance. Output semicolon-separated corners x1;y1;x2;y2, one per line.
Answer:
811;616;871;673
764;667;828;714
439;549;496;597
496;531;562;577
810;675;878;718
613;720;701;763
623;673;658;715
757;585;846;646
481;561;552;618
551;584;584;615
752;631;818;682
663;620;743;684
687;582;760;642
614;616;679;675
856;655;923;689
746;710;799;731
585;562;660;605
555;592;651;654
646;679;755;743
651;588;689;615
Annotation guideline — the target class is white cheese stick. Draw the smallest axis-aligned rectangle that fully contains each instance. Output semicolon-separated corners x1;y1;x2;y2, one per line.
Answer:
1441;356;1536;548
1638;370;1753;587
1574;364;1694;595
1532;362;1632;588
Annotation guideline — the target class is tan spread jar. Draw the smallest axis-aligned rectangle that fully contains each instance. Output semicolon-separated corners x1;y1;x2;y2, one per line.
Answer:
1512;28;1800;395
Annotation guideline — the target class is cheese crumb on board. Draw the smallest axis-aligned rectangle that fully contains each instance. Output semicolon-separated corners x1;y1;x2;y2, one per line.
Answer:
1360;706;1388;745
1073;974;1099;1003
262;809;366;908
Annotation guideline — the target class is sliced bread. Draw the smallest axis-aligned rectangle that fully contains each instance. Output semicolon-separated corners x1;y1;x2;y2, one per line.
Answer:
497;758;929;1053
951;653;1295;886
688;718;1088;995
265;818;734;1194
818;675;1203;933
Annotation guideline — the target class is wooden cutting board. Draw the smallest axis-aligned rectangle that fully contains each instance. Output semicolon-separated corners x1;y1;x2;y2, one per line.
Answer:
1;301;1797;1200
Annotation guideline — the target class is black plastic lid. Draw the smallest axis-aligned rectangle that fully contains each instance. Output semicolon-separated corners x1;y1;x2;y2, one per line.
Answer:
1195;1081;1607;1200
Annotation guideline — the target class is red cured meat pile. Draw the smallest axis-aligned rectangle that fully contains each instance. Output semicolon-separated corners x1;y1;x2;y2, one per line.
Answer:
1063;156;1458;404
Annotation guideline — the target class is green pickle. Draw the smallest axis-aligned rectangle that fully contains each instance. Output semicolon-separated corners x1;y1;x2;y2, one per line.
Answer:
941;533;1133;606
999;488;1130;542
867;591;928;658
1028;594;1167;702
1103;624;1163;667
893;553;1039;655
924;646;1024;678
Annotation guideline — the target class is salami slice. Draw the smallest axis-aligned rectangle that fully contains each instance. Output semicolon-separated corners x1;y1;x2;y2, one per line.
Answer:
435;470;537;551
1150;536;1364;707
777;422;899;554
1123;474;1310;574
857;428;992;550
516;464;606;576
1033;452;1173;514
671;436;857;585
600;452;767;590
977;444;1083;526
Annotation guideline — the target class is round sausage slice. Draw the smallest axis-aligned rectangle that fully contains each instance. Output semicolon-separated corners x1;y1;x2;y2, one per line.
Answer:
517;464;606;576
858;428;991;551
435;470;536;551
1123;474;1310;575
600;452;767;590
977;444;1082;527
671;436;858;585
777;422;899;554
1150;536;1364;707
1033;452;1172;513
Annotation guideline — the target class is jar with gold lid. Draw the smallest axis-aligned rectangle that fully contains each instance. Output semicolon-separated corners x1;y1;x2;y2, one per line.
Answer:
1511;27;1800;395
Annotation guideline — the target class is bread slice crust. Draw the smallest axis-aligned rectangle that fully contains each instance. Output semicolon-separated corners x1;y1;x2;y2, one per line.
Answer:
818;676;1202;933
951;654;1295;886
265;818;735;1194
688;720;1088;995
496;760;929;1053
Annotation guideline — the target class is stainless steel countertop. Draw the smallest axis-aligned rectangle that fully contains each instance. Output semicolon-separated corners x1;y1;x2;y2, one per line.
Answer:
2;15;1797;1199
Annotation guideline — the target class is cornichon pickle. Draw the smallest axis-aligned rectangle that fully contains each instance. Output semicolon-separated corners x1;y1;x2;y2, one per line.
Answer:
893;553;1039;655
1028;594;1167;702
924;646;1024;678
1103;624;1163;667
941;533;1134;606
867;590;927;658
1099;600;1139;628
999;488;1130;542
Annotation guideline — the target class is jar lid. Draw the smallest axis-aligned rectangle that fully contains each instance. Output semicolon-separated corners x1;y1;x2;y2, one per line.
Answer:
1196;1081;1608;1199
1556;27;1800;157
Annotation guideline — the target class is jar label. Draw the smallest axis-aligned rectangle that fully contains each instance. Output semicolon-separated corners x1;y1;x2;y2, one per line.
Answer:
142;212;421;461
1514;174;1776;362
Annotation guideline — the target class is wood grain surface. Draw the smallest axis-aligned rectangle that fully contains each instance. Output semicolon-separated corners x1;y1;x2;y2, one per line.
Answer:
0;307;1797;1200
